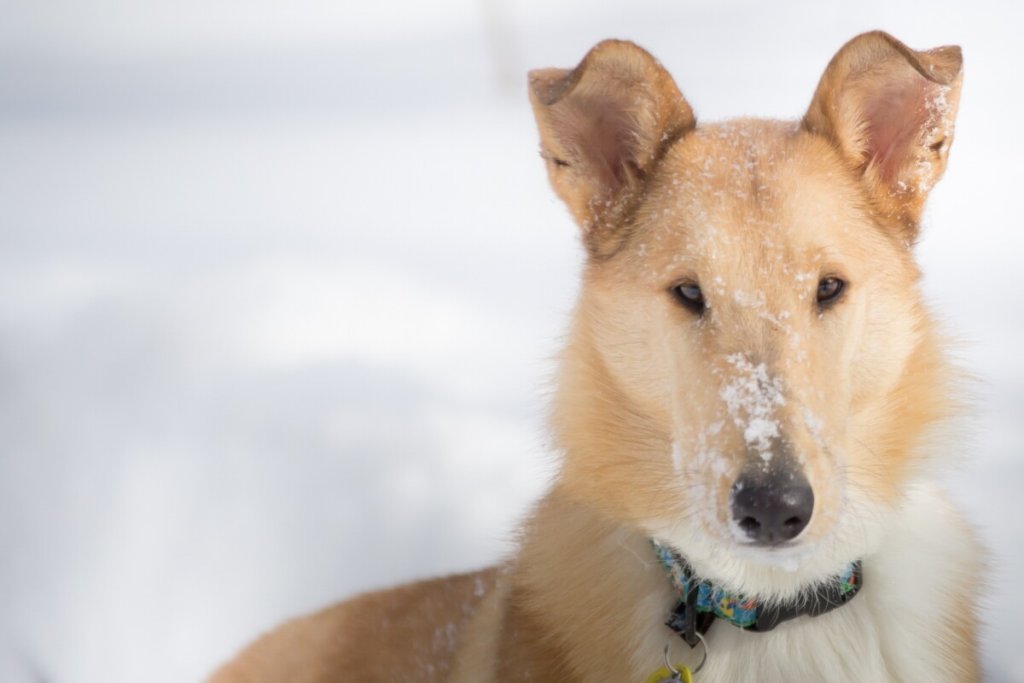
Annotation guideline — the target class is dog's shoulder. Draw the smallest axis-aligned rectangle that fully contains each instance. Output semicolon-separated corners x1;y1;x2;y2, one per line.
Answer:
208;568;499;683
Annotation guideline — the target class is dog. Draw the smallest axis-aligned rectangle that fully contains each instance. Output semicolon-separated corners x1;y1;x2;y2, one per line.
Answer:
209;31;981;682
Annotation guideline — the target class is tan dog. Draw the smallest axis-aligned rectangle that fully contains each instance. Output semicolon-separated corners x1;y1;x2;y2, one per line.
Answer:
209;31;981;682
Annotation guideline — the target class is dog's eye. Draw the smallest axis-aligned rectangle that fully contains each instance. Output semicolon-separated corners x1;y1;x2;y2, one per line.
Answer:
672;282;705;315
816;277;845;307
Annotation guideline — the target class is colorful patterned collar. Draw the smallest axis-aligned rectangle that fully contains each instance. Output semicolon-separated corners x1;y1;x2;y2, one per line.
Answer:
651;540;863;646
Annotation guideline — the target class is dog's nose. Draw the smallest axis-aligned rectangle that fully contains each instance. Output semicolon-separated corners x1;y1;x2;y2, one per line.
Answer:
730;466;814;546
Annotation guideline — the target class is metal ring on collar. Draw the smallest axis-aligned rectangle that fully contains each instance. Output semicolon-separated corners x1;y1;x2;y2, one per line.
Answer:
662;632;709;677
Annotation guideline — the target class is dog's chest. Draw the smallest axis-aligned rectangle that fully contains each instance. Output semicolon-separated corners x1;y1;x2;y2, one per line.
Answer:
648;595;932;683
688;604;890;682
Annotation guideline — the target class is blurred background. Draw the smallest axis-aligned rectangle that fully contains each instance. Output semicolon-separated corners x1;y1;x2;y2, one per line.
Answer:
1;1;1021;681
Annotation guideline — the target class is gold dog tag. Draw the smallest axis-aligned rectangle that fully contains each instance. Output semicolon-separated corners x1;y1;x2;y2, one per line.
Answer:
645;664;693;683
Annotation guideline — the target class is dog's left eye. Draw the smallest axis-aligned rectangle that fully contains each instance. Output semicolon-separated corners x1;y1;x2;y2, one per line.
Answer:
671;282;706;315
816;277;845;306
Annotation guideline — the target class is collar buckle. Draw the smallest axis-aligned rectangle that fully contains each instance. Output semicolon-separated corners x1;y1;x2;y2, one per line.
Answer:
665;560;717;647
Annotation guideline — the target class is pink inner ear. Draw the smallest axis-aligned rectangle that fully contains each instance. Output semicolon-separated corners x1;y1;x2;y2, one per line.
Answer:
862;78;930;186
554;93;638;191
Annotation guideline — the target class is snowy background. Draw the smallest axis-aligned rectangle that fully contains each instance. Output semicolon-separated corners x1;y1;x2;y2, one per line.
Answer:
1;1;1022;681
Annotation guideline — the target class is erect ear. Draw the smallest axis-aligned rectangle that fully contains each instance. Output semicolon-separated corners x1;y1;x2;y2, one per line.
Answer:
528;40;695;256
803;31;962;243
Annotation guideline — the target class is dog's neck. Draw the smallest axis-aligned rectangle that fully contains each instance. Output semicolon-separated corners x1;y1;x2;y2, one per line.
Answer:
650;539;864;646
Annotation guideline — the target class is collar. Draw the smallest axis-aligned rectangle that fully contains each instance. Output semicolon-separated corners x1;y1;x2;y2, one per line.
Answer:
651;539;863;647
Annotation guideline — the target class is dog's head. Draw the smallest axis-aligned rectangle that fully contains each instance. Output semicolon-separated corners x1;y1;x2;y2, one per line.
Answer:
530;33;962;597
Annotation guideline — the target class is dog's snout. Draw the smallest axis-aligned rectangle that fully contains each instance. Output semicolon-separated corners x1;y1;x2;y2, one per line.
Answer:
730;465;814;546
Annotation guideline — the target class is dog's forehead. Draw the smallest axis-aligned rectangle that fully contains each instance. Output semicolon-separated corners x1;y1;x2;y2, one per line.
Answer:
631;119;868;277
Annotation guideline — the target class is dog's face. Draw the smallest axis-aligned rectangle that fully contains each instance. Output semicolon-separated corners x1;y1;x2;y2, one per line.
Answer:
531;34;962;597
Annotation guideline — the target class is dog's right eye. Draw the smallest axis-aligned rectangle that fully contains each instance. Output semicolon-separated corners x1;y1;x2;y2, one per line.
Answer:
671;282;705;315
816;276;845;308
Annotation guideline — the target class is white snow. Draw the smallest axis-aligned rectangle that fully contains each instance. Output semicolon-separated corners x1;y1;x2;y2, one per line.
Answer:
1;2;1022;683
719;354;786;460
671;439;685;476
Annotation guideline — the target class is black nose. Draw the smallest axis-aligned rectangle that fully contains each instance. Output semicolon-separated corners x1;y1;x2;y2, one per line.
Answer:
730;466;814;546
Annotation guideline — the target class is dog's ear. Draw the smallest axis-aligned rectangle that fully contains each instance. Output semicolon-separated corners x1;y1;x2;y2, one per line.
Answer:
804;31;962;243
529;40;695;256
